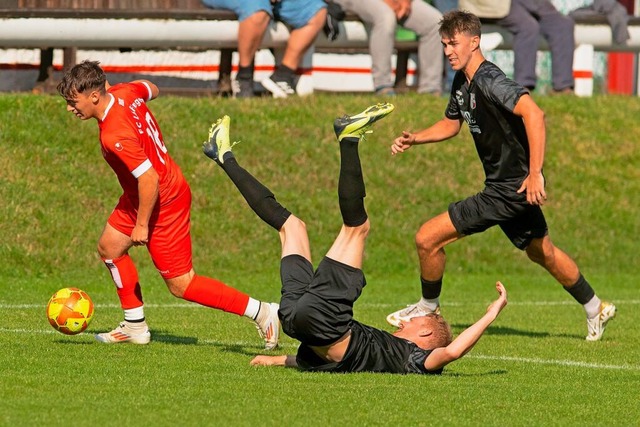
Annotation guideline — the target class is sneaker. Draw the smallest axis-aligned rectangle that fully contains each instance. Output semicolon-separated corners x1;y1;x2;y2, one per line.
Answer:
254;302;280;350
95;321;151;344
202;115;238;164
333;102;395;142
586;301;616;341
375;85;396;96
261;76;295;98
232;78;254;98
386;303;440;328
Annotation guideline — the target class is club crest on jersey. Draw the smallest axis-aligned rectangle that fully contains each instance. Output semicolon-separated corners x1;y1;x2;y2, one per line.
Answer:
470;93;476;109
118;98;125;106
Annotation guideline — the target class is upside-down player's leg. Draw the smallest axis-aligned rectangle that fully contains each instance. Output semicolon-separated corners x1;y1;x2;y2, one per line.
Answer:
327;102;395;268
203;115;311;341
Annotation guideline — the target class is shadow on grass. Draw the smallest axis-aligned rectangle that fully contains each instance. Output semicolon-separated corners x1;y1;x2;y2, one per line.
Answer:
444;369;508;377
53;331;264;356
452;324;583;340
152;331;263;356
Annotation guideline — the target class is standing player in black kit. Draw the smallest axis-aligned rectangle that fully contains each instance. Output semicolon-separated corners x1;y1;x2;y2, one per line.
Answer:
386;10;615;341
203;103;508;374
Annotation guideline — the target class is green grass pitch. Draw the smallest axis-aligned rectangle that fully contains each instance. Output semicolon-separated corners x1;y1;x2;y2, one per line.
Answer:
1;92;638;426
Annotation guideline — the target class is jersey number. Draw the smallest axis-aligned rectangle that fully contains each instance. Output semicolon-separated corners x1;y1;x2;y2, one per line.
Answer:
145;112;167;165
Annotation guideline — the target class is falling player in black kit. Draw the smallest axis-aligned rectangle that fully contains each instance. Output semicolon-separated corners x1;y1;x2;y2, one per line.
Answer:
386;10;615;341
202;103;508;374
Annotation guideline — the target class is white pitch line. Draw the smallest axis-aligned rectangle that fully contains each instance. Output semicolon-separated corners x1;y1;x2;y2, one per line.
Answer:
469;354;640;371
4;300;640;310
2;327;636;371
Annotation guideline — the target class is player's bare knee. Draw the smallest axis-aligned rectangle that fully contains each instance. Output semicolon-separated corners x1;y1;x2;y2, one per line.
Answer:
164;273;192;298
283;215;307;235
348;218;370;237
166;283;184;298
415;229;437;254
97;239;117;259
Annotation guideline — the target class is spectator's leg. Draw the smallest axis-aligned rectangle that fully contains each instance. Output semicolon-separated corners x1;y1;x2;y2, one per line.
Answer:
32;48;55;94
338;0;397;92
533;0;575;91
281;8;326;72
403;0;443;94
498;0;540;89
262;0;326;97
238;11;270;70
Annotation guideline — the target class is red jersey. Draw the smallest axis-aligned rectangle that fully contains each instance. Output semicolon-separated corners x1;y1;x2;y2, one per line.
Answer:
98;82;187;208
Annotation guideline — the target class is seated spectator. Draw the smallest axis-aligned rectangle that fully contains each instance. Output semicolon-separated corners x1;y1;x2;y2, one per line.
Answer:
202;0;326;98
432;0;459;93
332;0;443;95
463;0;574;93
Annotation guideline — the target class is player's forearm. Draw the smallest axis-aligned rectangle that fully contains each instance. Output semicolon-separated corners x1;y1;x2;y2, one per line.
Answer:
250;355;298;367
445;309;500;359
413;118;460;145
521;103;546;174
136;170;159;226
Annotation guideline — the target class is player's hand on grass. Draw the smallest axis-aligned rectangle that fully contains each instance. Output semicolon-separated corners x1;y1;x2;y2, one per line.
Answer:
391;131;415;155
250;355;288;366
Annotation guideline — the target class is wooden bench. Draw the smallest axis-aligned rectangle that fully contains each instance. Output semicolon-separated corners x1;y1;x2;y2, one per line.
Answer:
1;1;639;95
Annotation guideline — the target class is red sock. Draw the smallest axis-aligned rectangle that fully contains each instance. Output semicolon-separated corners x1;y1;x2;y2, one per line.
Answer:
183;275;249;316
103;254;143;309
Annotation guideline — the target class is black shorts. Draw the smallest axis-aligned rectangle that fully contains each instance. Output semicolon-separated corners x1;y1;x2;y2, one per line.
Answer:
279;255;366;346
448;184;548;250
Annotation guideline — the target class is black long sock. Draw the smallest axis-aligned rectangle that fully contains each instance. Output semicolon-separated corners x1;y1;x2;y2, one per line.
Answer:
420;277;443;300
237;63;254;81
338;137;367;227
564;273;595;304
220;157;290;231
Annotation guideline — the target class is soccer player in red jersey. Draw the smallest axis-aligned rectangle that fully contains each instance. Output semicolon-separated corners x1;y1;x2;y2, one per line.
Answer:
57;60;279;349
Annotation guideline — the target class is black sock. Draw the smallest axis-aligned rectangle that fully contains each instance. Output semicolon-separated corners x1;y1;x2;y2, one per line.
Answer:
237;64;253;81
338;137;367;226
271;64;295;83
564;273;595;305
421;277;442;300
221;157;291;230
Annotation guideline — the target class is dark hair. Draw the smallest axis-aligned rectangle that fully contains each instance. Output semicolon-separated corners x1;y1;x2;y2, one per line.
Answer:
57;60;106;100
439;10;482;39
425;313;453;348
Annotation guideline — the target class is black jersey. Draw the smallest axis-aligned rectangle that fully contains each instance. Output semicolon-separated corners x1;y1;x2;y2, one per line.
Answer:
445;61;531;187
295;321;443;375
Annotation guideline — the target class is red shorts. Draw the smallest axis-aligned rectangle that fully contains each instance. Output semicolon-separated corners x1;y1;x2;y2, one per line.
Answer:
108;187;193;279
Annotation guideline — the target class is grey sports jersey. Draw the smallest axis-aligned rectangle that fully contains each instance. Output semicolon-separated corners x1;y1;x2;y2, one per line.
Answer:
445;61;531;186
296;321;443;375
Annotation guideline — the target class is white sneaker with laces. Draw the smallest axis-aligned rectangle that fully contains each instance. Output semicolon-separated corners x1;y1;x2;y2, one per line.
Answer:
254;302;280;350
95;321;151;344
386;303;440;328
586;301;616;341
261;77;295;98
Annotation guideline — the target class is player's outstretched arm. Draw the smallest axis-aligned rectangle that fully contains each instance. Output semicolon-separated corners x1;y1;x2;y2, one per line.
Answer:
391;117;462;155
250;355;298;368
424;282;508;371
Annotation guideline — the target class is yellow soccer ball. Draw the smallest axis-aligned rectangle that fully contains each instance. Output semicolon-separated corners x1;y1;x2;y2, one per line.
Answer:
46;287;94;335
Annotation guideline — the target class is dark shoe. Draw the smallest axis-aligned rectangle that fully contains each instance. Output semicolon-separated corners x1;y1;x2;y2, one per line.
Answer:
232;78;254;98
375;85;396;96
